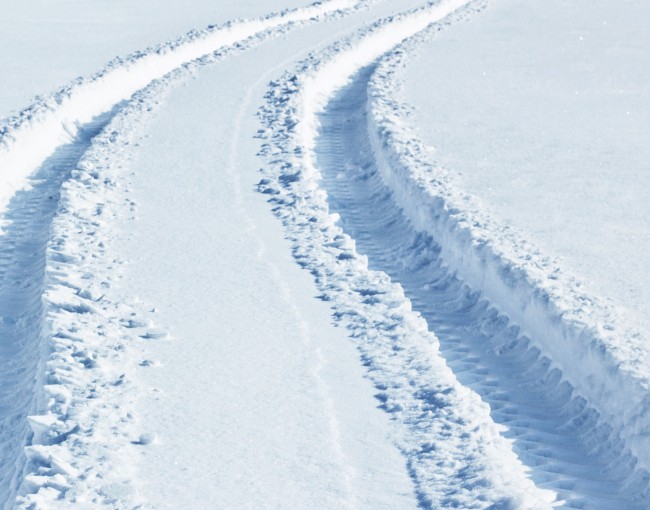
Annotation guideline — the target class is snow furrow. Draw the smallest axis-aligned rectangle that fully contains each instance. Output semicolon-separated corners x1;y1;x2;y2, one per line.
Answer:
0;108;119;508
257;1;560;507
0;2;363;506
318;64;648;508
365;21;650;506
0;0;358;224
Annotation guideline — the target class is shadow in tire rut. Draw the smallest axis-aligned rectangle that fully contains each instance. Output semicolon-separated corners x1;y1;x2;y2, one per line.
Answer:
315;66;649;509
0;107;118;506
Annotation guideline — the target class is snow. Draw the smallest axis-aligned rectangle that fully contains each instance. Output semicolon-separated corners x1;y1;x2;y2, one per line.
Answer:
399;0;650;338
0;0;307;116
111;17;420;507
1;0;649;508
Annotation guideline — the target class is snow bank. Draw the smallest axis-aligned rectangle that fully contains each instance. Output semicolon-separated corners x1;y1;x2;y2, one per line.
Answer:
0;0;358;227
366;15;650;492
256;1;557;507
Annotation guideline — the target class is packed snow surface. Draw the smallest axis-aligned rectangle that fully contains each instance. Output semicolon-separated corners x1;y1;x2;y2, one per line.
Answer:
0;0;649;508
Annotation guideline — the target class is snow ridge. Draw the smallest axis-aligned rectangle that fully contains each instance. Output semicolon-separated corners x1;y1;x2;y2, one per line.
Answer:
366;21;650;504
14;90;158;509
0;0;359;225
257;2;557;507
11;32;265;510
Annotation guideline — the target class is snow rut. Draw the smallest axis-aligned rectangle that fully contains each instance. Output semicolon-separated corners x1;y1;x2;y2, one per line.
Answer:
0;0;357;221
0;109;116;507
316;65;649;509
0;1;360;504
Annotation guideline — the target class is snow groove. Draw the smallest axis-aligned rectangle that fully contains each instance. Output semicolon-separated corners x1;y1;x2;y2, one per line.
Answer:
257;2;560;507
318;64;649;508
0;108;119;508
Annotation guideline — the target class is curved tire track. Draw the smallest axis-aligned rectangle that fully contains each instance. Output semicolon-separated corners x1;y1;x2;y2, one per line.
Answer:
258;1;559;507
257;0;650;507
316;64;649;509
0;1;358;505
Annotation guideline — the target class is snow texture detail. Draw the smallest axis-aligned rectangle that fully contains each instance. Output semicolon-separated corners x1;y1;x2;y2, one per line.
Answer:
257;0;650;507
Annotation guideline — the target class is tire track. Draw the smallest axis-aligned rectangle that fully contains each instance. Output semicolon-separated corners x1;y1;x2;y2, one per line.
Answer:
0;2;361;505
315;65;649;508
0;108;118;508
257;2;561;507
3;1;460;504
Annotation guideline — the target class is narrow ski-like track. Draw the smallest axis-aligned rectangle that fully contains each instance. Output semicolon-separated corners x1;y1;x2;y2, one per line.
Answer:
0;110;117;507
315;66;649;509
